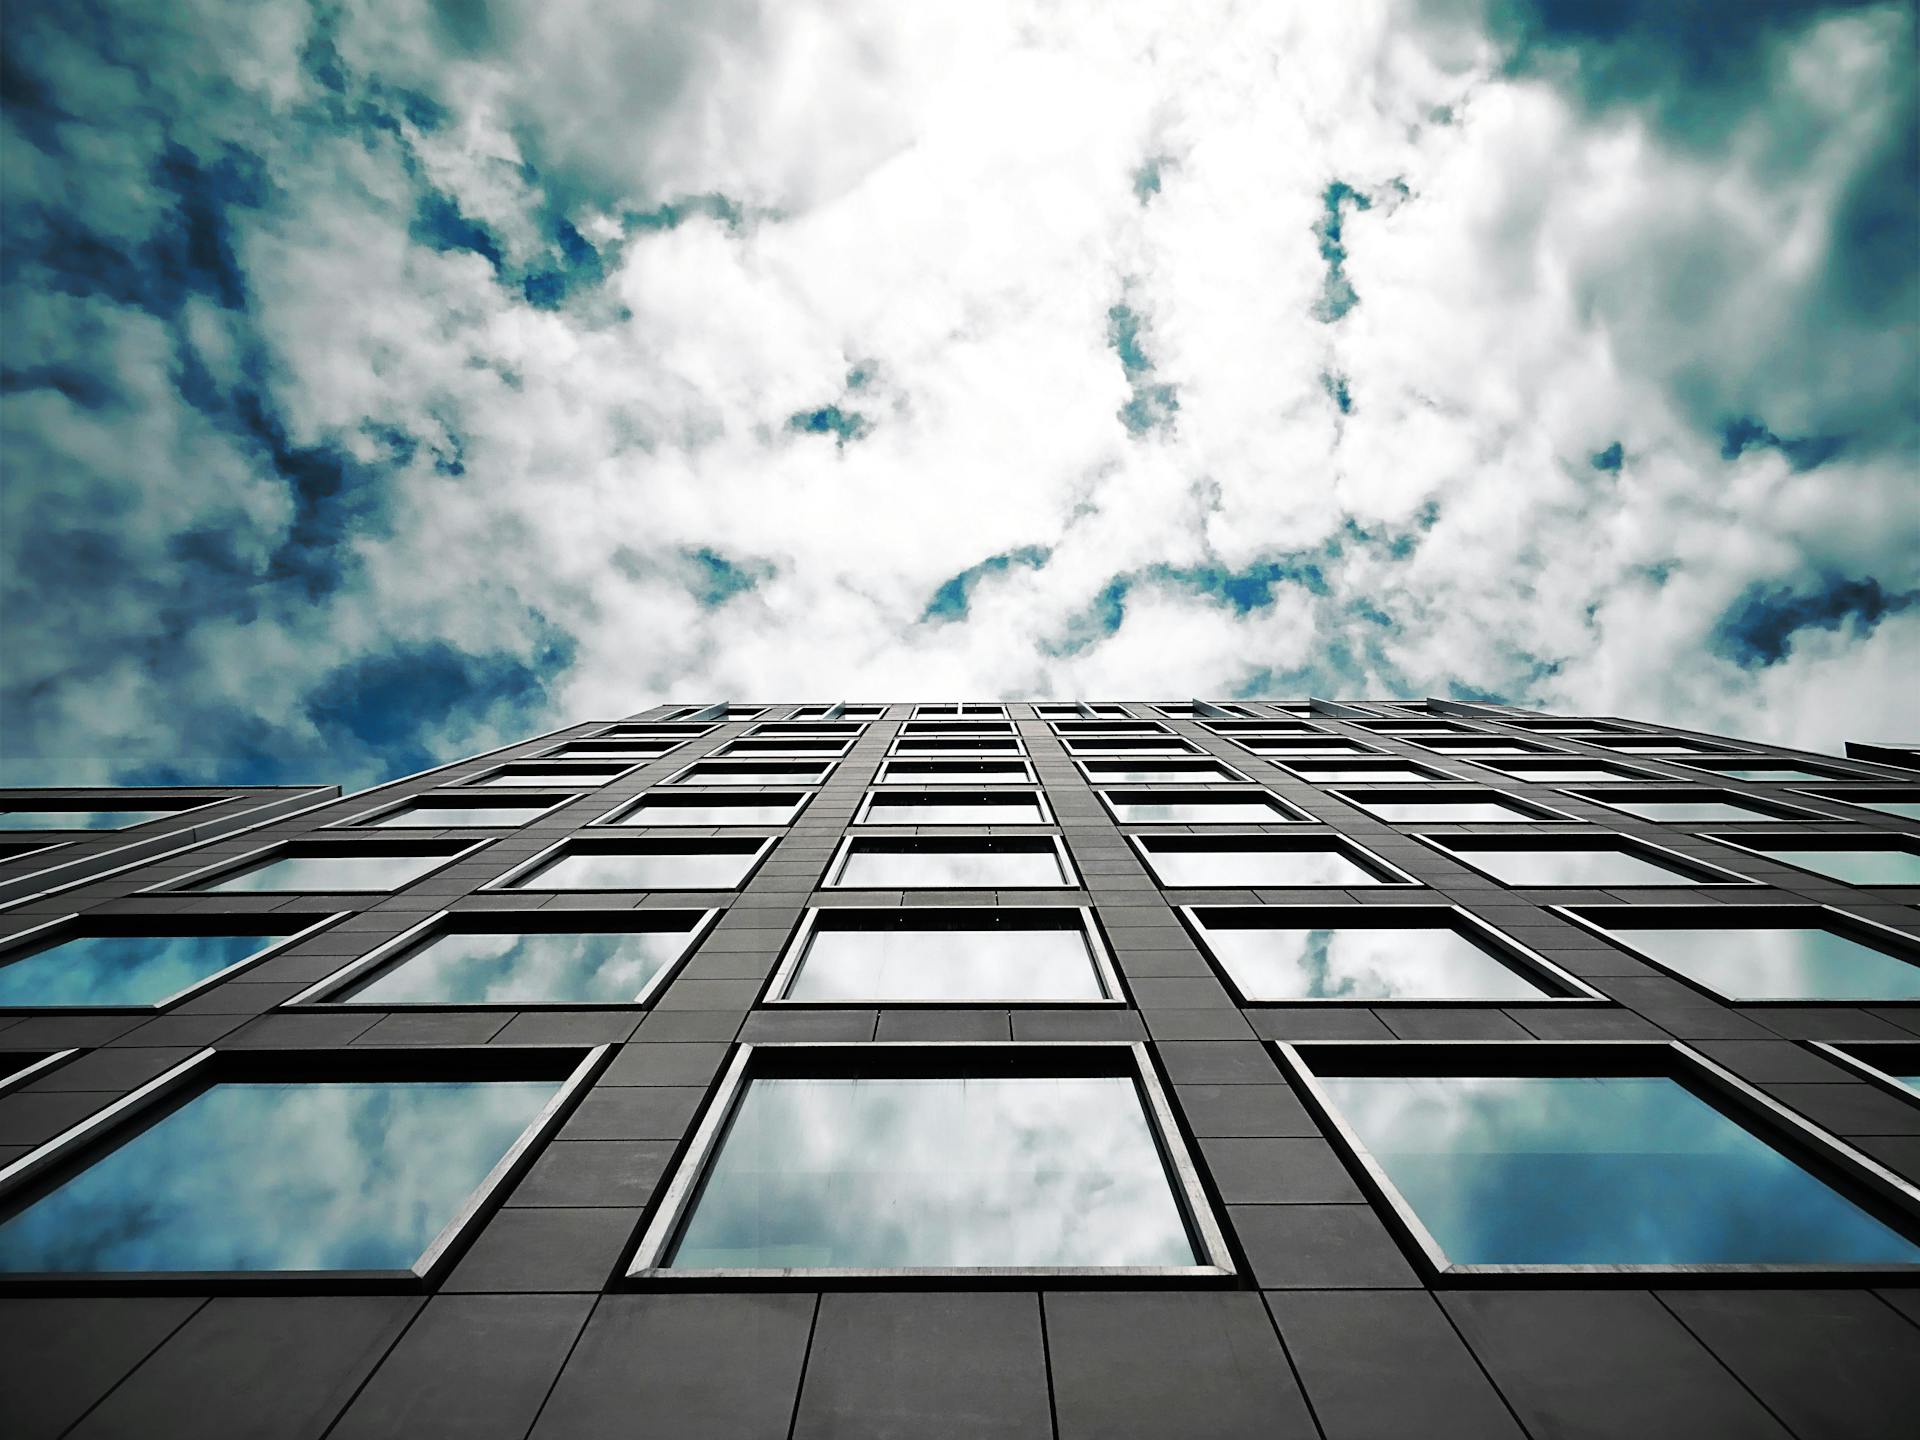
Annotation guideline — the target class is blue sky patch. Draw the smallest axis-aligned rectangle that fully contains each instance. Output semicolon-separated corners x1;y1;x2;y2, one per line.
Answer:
1712;573;1918;667
921;546;1052;622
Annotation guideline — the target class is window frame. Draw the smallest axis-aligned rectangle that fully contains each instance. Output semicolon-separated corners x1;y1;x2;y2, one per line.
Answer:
286;906;721;1009
1095;787;1314;826
763;906;1124;1006
1181;902;1605;1006
468;759;644;789
624;1040;1235;1284
852;788;1054;827
591;789;814;828
1227;734;1389;759
1468;757;1668;785
660;759;837;788
532;738;686;763
1128;832;1421;889
886;735;1028;758
145;836;495;896
0;1043;606;1291
1059;735;1204;758
1805;1041;1920;1108
1269;758;1459;785
1695;832;1920;889
0;911;348;1013
1414;832;1763;889
912;704;1009;718
325;790;578;831
823;834;1079;890
874;758;1039;786
482;835;778;893
0;1049;80;1097
1272;1037;1920;1282
1328;787;1580;825
1074;757;1256;787
589;722;718;741
712;736;859;760
1670;756;1877;785
1787;787;1920;823
1554;902;1920;1007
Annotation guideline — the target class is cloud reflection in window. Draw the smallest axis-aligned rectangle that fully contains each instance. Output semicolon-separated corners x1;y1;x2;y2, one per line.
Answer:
0;933;283;1007
341;929;694;1004
1205;926;1548;1000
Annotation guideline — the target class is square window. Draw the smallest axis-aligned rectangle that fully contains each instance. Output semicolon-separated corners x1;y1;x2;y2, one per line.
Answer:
1708;835;1920;887
1275;761;1454;784
166;839;484;894
664;761;835;787
875;759;1038;785
1284;1041;1920;1273
0;1048;595;1280
1564;905;1920;1003
1100;790;1310;824
1335;790;1564;823
1184;905;1590;1002
827;836;1075;888
0;914;339;1009
348;794;569;829
1799;789;1920;822
493;837;773;891
600;792;810;826
1575;789;1818;824
472;763;632;788
1131;835;1414;888
298;909;714;1006
1421;836;1748;887
0;799;214;832
1078;760;1251;785
769;908;1118;1002
856;791;1051;825
629;1044;1230;1277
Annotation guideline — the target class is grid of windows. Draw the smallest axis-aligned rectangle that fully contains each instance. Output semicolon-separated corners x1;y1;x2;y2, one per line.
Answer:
1;701;1917;1436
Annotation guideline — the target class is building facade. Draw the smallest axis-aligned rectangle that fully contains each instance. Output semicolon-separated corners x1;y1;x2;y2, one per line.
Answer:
1;698;1918;1439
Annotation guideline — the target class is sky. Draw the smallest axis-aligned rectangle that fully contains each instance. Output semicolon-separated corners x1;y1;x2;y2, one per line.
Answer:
1;0;1915;789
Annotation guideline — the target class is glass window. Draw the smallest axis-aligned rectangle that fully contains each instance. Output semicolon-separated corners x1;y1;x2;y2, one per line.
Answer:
0;807;193;831
861;793;1047;825
0;931;293;1008
876;760;1034;785
719;738;849;757
1435;842;1721;887
780;914;1108;1001
611;794;805;826
506;841;765;890
1193;915;1553;1001
1103;792;1302;824
0;1077;563;1274
362;800;555;828
331;922;706;1005
1581;921;1920;1002
892;739;1022;756
1063;738;1197;756
1811;793;1920;821
191;848;463;893
1081;763;1245;784
1736;844;1920;886
1682;765;1843;784
663;1074;1198;1269
1314;1072;1920;1266
1282;765;1450;783
1242;739;1375;756
833;838;1069;888
1420;742;1539;755
1596;738;1719;753
667;762;832;786
1586;795;1792;823
1345;796;1544;823
1489;766;1650;783
474;767;624;788
542;741;676;760
1136;838;1402;887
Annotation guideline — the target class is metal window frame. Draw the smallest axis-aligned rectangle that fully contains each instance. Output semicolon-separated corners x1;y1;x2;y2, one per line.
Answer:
1413;832;1764;889
1095;787;1316;827
285;906;721;1009
323;790;579;831
532;738;688;763
659;759;838;788
1180;902;1607;1006
1554;902;1920;1007
852;788;1055;827
591;789;815;829
1700;831;1920;889
142;836;496;897
1268;758;1459;785
1060;735;1204;758
624;1040;1235;1285
713;736;859;761
0;1044;607;1292
1272;1037;1920;1282
1467;757;1669;785
1127;832;1422;889
1325;787;1583;825
1409;737;1565;757
589;722;719;741
1048;720;1174;737
822;834;1080;890
1227;735;1390;760
0;911;351;1014
1073;758;1256;787
1670;756;1875;785
0;1049;80;1097
886;736;1029;759
468;759;646;789
911;704;1009;718
1786;787;1920;824
899;720;1020;738
744;721;869;739
1804;1041;1920;1108
763;906;1125;1006
1200;720;1330;736
481;835;780;893
873;758;1040;786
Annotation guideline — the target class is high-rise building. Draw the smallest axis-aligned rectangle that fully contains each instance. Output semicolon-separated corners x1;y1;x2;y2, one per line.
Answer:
2;699;1918;1438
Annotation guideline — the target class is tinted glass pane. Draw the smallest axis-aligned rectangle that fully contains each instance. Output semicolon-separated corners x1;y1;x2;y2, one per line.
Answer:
0;809;179;831
0;933;284;1007
1692;767;1835;783
617;800;798;825
366;804;545;827
1317;1074;1920;1265
1898;1076;1920;1097
1357;800;1537;822
1204;926;1548;1000
1143;844;1386;887
343;929;694;1004
676;767;827;786
1448;846;1702;886
1087;767;1236;783
865;799;1046;824
0;1079;559;1273
1593;926;1920;1001
1290;767;1442;782
514;848;758;889
668;1076;1196;1268
1109;799;1288;823
1598;799;1781;822
200;852;452;892
837;845;1065;887
1756;848;1920;885
788;927;1103;1001
881;765;1027;784
1498;768;1642;782
1825;797;1920;821
476;770;613;787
